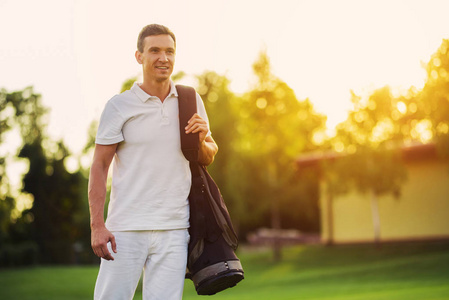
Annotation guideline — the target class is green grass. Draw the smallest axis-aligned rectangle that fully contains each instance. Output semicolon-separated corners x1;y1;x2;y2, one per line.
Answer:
1;241;448;300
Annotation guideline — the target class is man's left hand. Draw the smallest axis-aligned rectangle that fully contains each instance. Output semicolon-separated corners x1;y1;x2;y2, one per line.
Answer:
185;113;209;143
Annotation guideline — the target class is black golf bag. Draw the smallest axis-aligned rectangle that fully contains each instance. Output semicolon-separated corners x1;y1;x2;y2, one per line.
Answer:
176;85;244;295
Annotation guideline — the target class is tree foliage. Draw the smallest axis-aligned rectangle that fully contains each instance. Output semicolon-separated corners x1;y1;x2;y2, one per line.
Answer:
319;39;449;244
328;86;409;198
195;71;243;228
2;38;447;265
328;39;449;198
197;51;327;247
238;51;326;233
0;87;92;266
421;39;449;156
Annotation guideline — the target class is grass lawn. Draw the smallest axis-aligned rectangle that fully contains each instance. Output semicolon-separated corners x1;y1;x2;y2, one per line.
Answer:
1;241;448;300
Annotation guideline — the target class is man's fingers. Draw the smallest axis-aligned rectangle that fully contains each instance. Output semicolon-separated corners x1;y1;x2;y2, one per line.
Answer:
187;113;201;123
110;235;117;253
185;115;208;136
186;114;206;131
93;248;101;258
187;123;206;133
91;227;117;260
100;246;114;261
93;237;116;260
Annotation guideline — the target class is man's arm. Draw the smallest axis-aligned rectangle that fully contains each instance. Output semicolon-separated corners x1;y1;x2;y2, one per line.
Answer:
198;135;218;166
88;143;118;261
185;113;218;166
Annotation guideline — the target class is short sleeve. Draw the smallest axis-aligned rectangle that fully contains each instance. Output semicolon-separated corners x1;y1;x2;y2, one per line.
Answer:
195;93;212;137
95;100;125;145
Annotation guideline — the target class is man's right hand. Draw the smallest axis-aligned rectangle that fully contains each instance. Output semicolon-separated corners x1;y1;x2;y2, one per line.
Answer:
91;226;117;261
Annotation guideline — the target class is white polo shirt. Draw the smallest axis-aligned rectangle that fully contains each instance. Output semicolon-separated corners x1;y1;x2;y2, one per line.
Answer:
96;81;210;231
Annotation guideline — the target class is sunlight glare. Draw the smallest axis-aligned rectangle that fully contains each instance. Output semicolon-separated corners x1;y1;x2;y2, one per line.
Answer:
64;156;79;174
433;57;441;67
397;101;407;114
334;141;345;153
409;103;418;114
256;98;267;109
15;193;34;213
413;119;433;142
371;119;394;143
312;131;326;145
436;122;449;134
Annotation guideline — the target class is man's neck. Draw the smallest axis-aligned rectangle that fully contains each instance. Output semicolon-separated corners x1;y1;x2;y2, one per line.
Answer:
139;78;171;102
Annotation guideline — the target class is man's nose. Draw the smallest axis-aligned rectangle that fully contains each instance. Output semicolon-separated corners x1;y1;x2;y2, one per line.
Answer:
159;52;169;62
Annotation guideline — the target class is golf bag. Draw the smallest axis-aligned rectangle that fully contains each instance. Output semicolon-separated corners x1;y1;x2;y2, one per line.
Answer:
176;85;244;295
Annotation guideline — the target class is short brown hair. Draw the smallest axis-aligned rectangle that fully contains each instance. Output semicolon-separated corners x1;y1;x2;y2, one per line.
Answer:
137;24;176;53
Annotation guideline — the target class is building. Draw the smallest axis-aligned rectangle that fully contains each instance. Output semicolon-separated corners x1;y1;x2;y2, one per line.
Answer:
296;143;449;244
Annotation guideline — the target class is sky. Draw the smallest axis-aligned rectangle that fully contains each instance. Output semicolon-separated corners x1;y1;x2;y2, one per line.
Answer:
1;0;449;158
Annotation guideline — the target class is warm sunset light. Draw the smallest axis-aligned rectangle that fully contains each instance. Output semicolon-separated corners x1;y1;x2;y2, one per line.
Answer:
1;0;449;155
2;2;449;298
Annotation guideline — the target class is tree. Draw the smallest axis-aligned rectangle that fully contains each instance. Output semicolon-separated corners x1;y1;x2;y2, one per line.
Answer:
195;71;245;232
120;76;138;93
0;87;43;265
420;39;449;157
235;50;326;259
0;88;14;243
325;39;449;244
0;87;90;265
328;87;411;244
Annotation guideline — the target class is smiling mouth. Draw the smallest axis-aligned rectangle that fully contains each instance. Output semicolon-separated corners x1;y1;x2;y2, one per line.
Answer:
156;66;169;70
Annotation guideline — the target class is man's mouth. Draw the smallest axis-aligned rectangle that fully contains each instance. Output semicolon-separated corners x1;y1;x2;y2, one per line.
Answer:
156;66;169;70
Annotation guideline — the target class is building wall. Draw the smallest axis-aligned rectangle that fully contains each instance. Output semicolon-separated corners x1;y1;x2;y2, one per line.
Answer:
320;158;449;243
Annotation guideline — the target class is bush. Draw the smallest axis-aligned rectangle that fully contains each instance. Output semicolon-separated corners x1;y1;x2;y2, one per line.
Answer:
0;242;39;267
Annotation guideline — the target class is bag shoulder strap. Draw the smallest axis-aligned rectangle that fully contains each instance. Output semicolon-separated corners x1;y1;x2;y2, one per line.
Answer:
176;85;199;163
177;84;239;250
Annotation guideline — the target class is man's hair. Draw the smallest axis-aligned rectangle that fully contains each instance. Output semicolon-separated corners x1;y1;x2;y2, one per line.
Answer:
137;24;176;53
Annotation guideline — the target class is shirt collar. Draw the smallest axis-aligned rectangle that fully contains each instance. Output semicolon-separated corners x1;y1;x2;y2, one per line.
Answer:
131;80;178;103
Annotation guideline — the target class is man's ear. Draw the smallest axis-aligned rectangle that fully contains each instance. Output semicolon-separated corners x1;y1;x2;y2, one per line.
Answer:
135;50;142;64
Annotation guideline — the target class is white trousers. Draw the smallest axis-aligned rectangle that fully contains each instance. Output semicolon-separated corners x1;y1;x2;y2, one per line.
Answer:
94;229;189;300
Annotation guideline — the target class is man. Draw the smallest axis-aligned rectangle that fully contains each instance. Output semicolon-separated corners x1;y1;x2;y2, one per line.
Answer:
88;24;218;300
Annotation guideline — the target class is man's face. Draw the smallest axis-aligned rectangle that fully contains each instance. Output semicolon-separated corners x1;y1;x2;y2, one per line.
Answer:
136;34;175;82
